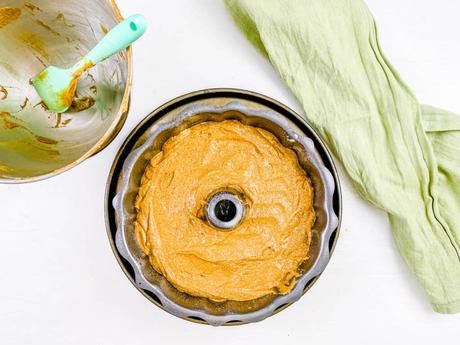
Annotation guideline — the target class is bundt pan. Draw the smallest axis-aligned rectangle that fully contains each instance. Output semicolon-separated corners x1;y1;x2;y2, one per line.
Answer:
0;0;131;182
105;89;342;326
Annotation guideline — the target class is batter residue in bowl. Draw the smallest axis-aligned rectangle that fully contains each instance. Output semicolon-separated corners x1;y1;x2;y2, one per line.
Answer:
0;7;21;29
134;120;315;302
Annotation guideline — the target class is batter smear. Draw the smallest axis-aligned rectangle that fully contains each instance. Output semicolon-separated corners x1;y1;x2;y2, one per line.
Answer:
134;120;315;301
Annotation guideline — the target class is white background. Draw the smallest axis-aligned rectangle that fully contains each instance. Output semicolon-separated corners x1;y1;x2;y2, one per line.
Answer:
1;0;459;344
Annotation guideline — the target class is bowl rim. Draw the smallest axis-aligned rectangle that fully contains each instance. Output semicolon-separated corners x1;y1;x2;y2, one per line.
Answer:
104;88;343;326
0;0;132;184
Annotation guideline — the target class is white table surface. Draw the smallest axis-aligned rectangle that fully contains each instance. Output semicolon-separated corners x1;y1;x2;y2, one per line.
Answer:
1;0;459;343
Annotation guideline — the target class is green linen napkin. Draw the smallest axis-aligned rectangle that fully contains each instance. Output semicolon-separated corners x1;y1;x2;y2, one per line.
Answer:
225;0;460;313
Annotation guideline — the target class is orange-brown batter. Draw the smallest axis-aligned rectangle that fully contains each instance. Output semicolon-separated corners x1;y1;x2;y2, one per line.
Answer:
134;120;315;301
0;7;21;29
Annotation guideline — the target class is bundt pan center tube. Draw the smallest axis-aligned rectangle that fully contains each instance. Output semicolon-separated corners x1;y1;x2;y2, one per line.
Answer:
105;89;342;326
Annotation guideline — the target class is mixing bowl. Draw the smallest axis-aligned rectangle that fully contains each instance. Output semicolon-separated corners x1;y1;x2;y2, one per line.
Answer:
0;0;131;182
105;89;342;326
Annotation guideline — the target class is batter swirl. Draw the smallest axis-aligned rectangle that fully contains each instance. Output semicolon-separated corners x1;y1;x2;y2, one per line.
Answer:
134;120;315;301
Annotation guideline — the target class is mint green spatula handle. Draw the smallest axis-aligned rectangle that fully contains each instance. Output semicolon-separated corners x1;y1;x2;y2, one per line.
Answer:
71;14;147;71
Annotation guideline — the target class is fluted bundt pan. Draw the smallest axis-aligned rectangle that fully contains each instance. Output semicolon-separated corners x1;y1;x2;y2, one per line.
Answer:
105;89;341;326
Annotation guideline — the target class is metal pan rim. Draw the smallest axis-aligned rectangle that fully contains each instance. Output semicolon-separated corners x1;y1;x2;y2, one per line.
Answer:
105;88;342;326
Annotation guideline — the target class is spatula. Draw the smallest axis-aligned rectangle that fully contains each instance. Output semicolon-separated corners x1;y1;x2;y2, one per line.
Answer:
31;14;147;113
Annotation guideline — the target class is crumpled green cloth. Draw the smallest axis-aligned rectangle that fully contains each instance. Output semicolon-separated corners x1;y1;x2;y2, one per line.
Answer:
225;0;460;313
